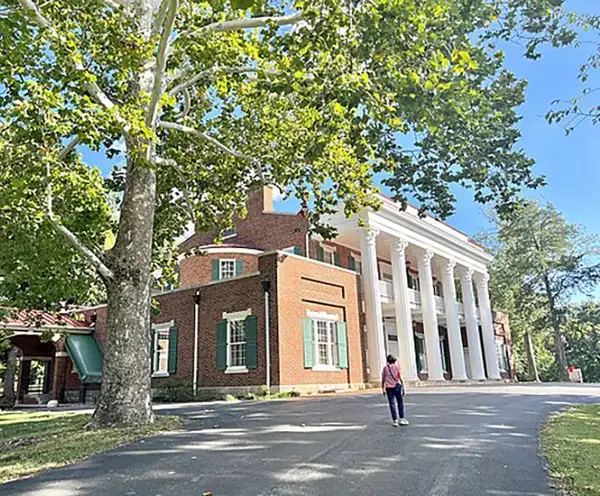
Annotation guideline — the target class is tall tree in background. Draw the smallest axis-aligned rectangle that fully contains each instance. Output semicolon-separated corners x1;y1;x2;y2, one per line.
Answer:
0;0;572;426
563;301;600;383
483;202;600;381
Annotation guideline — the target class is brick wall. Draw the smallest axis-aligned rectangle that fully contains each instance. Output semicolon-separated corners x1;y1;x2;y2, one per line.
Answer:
275;253;364;389
180;187;309;255
179;252;259;287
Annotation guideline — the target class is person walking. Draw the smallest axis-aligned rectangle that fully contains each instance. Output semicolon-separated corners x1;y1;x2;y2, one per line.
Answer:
381;354;409;426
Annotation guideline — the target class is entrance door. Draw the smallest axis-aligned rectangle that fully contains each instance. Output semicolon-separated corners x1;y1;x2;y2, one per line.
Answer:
384;319;399;358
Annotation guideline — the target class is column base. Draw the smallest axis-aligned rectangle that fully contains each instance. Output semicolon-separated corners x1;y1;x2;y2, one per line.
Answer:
451;377;469;382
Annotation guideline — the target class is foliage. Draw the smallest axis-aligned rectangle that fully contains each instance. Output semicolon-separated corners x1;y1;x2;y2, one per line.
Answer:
542;405;600;496
152;378;195;403
564;302;600;383
0;411;180;483
0;0;575;424
479;201;600;381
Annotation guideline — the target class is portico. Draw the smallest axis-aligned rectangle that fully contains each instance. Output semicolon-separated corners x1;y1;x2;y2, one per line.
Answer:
325;196;501;384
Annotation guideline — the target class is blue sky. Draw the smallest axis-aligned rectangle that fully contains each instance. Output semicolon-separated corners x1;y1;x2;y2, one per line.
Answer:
90;0;600;241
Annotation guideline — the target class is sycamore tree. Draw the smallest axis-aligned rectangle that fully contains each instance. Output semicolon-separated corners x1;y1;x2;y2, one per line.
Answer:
0;0;569;426
483;202;600;382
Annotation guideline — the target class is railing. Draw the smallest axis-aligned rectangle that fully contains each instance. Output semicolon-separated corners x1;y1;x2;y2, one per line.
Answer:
434;295;445;314
378;280;394;302
408;288;421;307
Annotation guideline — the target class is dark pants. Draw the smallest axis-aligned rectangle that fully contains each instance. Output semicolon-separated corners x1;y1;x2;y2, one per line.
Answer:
386;386;405;421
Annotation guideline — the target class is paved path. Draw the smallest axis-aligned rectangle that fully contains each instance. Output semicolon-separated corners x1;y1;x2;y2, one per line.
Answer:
4;384;600;496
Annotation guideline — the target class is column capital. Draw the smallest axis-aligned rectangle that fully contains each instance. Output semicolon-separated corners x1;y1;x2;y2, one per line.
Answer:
460;266;475;281
390;238;409;256
474;272;490;285
443;258;457;274
420;249;434;265
362;227;379;246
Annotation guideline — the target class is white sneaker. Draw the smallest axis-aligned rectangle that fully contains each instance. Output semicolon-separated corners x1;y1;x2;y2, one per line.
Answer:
399;418;409;426
392;420;399;427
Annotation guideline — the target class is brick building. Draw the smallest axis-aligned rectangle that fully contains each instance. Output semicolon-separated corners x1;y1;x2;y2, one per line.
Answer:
5;187;514;404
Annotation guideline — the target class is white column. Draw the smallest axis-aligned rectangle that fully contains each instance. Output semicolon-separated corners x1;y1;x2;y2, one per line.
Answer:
441;259;468;381
361;228;386;382
474;272;501;380
417;249;445;381
390;239;419;381
459;267;486;380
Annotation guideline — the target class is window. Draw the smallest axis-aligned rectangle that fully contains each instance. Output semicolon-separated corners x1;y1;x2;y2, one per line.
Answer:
407;270;420;291
414;334;427;373
496;338;509;372
152;323;178;376
228;318;246;368
315;319;338;367
439;339;448;373
323;246;335;265
380;262;393;282
433;281;443;297
219;259;236;279
217;309;257;372
223;227;236;239
354;256;362;274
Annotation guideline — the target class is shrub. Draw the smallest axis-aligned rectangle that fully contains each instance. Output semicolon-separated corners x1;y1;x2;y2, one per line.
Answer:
152;379;195;403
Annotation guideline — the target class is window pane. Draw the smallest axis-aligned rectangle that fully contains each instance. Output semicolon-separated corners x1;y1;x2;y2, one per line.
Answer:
156;328;170;374
228;319;246;367
220;260;235;279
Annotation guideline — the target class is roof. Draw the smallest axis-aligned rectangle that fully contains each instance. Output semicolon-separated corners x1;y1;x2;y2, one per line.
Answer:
0;309;89;330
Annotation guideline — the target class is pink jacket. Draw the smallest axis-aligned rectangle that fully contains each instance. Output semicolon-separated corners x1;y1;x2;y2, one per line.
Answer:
381;363;402;388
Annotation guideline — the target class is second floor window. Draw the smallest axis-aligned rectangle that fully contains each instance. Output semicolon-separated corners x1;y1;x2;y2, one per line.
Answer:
407;270;419;291
223;227;236;238
220;259;236;279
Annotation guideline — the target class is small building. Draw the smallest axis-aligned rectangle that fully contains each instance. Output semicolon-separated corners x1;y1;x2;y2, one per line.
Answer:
5;187;515;403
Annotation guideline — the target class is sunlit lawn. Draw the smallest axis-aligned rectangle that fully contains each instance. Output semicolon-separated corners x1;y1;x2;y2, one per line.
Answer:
542;404;600;496
0;411;180;484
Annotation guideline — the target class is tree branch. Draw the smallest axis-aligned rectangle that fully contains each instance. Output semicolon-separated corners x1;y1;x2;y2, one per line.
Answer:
58;136;81;160
154;156;196;223
146;0;179;127
191;11;302;37
158;120;254;160
45;162;114;281
151;0;170;38
170;66;280;95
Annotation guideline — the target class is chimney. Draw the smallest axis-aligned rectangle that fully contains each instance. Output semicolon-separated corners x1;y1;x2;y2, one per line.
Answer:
248;186;274;215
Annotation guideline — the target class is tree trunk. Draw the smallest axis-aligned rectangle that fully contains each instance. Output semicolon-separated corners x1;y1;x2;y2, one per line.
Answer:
542;275;569;381
90;1;160;429
0;347;18;408
523;332;540;383
91;154;157;428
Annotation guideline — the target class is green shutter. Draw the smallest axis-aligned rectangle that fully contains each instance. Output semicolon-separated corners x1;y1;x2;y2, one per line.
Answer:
293;245;301;255
212;259;220;281
168;326;178;374
414;335;422;371
151;328;158;373
235;259;243;276
348;255;356;271
334;252;341;267
216;320;228;370
336;321;348;369
303;318;314;368
317;246;324;262
245;315;258;369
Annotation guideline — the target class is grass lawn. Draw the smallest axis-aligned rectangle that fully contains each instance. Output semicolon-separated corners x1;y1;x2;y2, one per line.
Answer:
0;411;180;484
542;404;600;496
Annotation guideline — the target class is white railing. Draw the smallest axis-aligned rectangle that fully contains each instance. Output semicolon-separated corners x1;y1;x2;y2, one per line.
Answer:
408;288;421;307
434;295;445;314
378;280;394;302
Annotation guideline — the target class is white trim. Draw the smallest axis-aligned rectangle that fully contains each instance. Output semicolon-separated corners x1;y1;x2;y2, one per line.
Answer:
321;244;336;265
55;351;69;358
219;258;237;280
21;356;52;361
306;310;339;321
152;371;170;378
153;320;175;330
225;366;249;374
223;308;251;320
266;250;357;276
312;364;339;372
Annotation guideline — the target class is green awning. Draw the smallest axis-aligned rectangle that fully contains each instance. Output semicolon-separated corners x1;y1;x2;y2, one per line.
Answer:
65;335;103;384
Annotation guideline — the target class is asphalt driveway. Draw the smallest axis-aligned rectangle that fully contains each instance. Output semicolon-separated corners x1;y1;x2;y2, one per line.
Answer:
3;383;600;496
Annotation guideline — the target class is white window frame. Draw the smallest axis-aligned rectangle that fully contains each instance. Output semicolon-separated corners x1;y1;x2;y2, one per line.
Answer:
321;245;336;265
223;309;251;373
152;321;173;378
407;270;420;291
219;258;236;280
495;338;508;372
353;255;362;274
223;227;236;239
379;262;393;282
415;332;427;373
307;310;340;371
